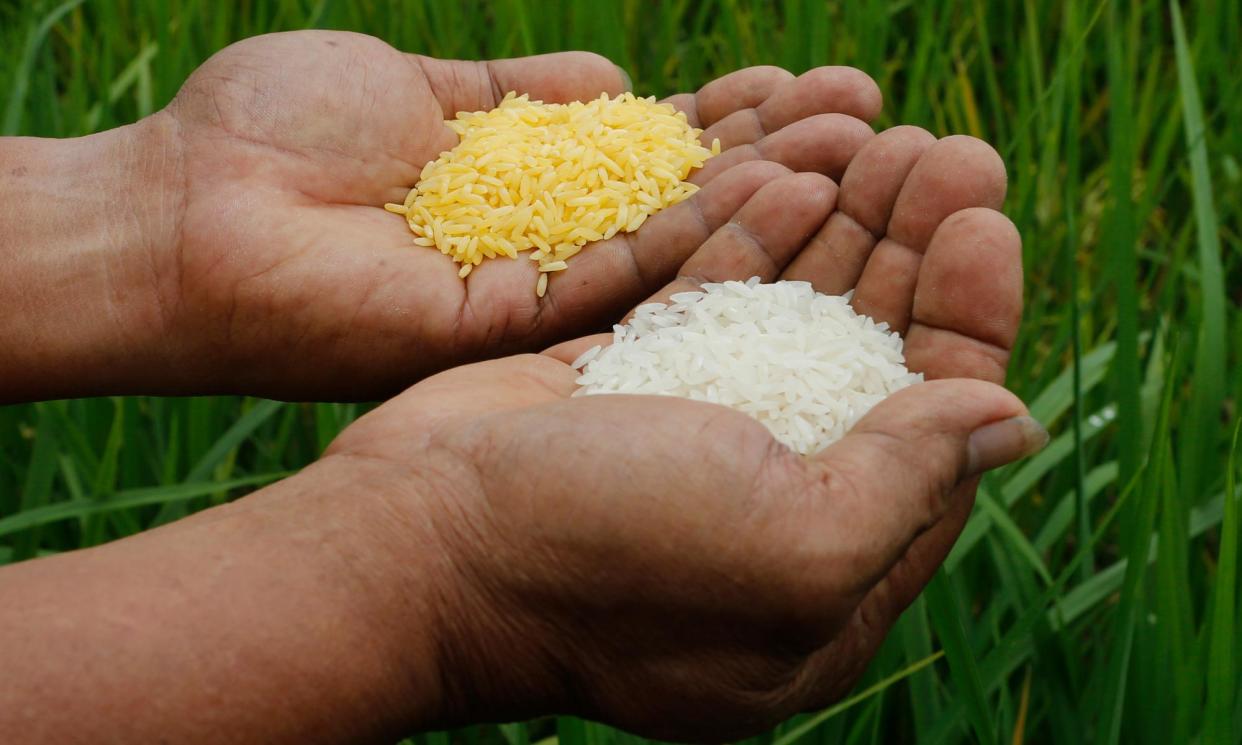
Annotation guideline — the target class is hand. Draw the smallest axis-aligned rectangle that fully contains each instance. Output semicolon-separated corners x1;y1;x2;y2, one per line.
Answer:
323;130;1038;738
138;30;882;399
0;129;1040;742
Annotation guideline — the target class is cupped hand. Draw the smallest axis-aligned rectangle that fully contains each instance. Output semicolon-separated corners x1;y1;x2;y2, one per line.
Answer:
323;132;1038;738
147;30;881;399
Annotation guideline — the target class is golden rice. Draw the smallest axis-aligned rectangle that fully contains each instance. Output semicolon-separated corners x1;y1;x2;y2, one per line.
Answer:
385;92;720;295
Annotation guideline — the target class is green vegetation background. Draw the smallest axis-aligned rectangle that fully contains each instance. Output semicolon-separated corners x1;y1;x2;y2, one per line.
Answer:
1;0;1239;742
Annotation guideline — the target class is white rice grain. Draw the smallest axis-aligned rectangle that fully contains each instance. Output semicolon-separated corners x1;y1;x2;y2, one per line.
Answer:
573;279;923;455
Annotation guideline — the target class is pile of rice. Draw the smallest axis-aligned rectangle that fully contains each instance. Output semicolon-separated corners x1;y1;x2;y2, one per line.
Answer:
572;278;923;455
386;92;719;296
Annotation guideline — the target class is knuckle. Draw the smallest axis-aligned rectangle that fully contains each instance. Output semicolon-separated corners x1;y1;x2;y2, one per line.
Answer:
726;158;795;184
801;455;869;509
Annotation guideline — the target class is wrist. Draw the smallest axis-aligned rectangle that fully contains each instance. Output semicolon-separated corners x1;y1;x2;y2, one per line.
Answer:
315;428;555;731
322;427;586;730
165;453;455;740
0;112;185;401
276;452;458;734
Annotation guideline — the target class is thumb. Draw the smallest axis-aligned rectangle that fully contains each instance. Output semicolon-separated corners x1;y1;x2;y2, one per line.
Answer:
805;378;1047;598
412;52;631;119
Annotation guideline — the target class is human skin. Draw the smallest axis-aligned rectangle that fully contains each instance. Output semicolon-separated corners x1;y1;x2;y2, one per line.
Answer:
0;31;1042;745
0;30;884;402
0;135;1037;743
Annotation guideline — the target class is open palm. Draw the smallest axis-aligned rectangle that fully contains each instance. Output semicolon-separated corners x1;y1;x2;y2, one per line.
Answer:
322;124;1024;737
160;30;882;399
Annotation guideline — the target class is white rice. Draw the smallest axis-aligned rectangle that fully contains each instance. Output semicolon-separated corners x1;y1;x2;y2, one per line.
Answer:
572;278;923;455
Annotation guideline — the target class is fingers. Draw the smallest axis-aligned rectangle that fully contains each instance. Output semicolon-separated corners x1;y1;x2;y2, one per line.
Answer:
617;171;836;314
692;66;796;127
695;66;879;155
688;113;875;185
795;479;978;710
902;208;1023;383
532;160;793;328
674;173;837;289
781;125;936;292
760;66;883;126
746;378;1043;713
887;136;1008;248
700;67;882;152
543;170;837;365
864;480;978;625
852;136;1008;333
414;52;628;118
799;379;1033;601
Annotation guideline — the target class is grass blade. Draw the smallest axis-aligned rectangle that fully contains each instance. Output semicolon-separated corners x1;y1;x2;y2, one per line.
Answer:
1205;421;1241;744
2;0;86;135
0;473;290;538
1171;0;1228;503
184;399;286;482
925;572;996;745
11;405;59;561
1104;0;1142;491
1093;342;1177;744
771;651;944;745
977;486;1052;585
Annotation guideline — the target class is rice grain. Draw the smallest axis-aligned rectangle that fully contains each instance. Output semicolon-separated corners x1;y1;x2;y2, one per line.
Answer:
573;279;923;455
386;92;718;295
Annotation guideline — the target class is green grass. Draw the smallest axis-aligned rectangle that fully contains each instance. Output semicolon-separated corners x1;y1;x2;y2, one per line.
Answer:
1;0;1239;742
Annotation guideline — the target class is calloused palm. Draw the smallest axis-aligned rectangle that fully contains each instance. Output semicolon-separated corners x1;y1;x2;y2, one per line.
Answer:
324;130;1025;736
156;30;882;399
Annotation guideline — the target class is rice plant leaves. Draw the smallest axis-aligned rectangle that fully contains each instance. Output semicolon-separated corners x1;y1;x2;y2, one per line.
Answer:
499;723;530;745
1104;0;1142;489
184;399;286;482
83;41;159;132
977;486;1052;585
1171;0;1228;502
2;0;86;134
1032;462;1118;554
1052;484;1232;628
925;572;996;745
1093;345;1176;745
0;474;288;538
1001;404;1115;507
1155;418;1197;743
11;406;59;560
770;651;944;745
924;470;1145;745
947;405;1115;572
1026;342;1115;429
90;397;125;496
896;595;941;733
1204;421;1241;744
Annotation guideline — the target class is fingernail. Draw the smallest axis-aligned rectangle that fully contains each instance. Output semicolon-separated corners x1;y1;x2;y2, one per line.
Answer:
615;65;633;92
966;416;1049;476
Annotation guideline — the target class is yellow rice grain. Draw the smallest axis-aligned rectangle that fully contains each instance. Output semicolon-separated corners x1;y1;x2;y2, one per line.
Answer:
386;92;718;295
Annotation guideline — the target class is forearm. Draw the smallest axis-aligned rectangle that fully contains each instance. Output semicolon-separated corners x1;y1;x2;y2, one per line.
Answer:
0;457;447;744
0;114;182;402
